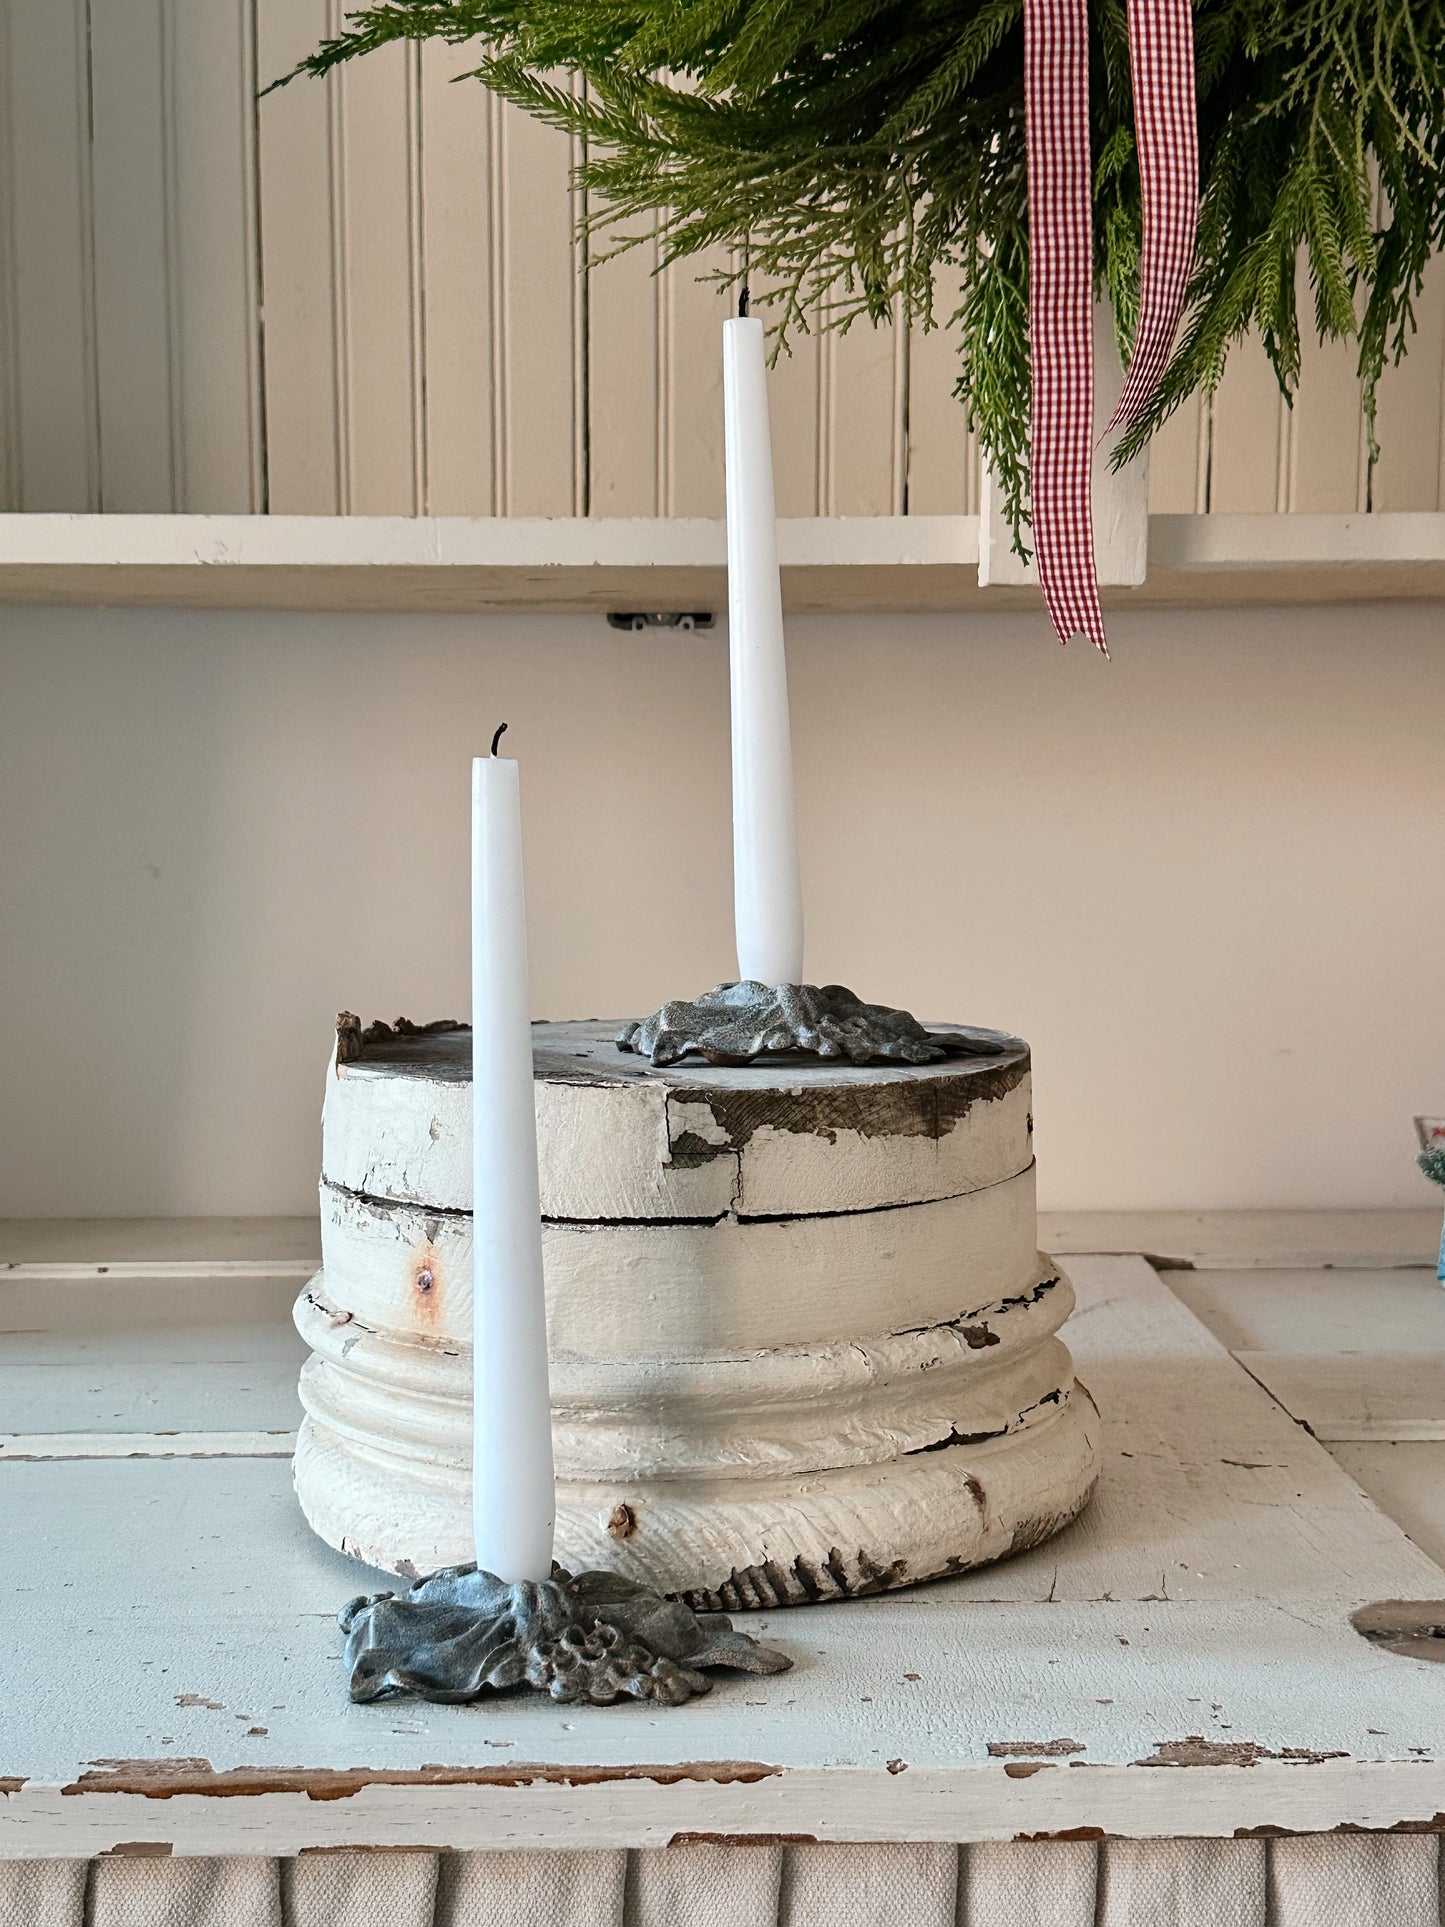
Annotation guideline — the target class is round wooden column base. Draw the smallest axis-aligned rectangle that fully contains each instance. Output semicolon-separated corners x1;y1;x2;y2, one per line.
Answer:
298;1018;1101;1605
295;1368;1100;1609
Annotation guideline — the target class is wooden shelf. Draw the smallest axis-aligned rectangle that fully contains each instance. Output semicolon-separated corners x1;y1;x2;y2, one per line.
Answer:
0;512;1441;615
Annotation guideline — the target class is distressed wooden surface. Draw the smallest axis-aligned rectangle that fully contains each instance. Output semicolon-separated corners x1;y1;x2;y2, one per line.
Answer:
7;1255;1445;1856
1166;1265;1445;1442
1235;1354;1445;1443
1331;1443;1445;1572
323;1022;1034;1220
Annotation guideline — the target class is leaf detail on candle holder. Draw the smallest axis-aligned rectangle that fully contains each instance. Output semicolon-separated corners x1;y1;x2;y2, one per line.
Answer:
340;1563;792;1706
618;982;1014;1069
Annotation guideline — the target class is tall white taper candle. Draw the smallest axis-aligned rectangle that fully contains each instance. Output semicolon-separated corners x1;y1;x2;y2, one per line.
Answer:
724;315;805;989
471;735;556;1583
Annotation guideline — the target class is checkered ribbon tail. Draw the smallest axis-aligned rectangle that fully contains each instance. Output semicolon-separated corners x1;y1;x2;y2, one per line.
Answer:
1024;0;1198;650
1109;0;1199;432
1025;0;1105;651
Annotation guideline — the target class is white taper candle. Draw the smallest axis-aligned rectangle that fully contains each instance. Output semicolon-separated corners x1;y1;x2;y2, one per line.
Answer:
470;736;556;1583
724;315;805;989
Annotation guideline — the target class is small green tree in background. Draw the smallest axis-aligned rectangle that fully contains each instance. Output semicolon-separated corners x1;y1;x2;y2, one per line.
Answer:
278;0;1445;545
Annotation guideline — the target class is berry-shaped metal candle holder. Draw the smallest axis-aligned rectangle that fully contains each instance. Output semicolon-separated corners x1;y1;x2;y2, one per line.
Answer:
341;1562;791;1706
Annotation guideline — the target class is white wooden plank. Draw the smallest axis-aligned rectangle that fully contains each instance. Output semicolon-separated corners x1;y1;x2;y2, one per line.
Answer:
334;38;424;515
1207;334;1287;513
1;1260;315;1282
906;270;974;517
1;1321;304;1433
983;1255;1445;1604
168;0;263;513
1165;1267;1445;1357
0;0;20;513
662;250;730;520
1288;293;1367;515
1235;1352;1445;1442
824;317;900;518
588;232;660;516
1145;393;1208;515
1371;256;1445;513
87;0;180;511
1328;1442;1445;1570
0;1431;296;1460
0;1217;318;1266
0;1275;305;1330
766;310;823;518
3;0;99;511
0;1310;306;1433
497;96;580;516
1038;1210;1441;1271
418;44;496;516
255;0;342;512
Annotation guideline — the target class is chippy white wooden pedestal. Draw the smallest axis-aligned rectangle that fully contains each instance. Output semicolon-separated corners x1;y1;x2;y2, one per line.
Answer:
298;1022;1098;1600
5;1214;1445;1927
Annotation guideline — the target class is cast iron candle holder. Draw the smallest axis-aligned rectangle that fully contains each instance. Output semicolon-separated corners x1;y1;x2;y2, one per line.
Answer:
618;981;1011;1068
339;1563;791;1707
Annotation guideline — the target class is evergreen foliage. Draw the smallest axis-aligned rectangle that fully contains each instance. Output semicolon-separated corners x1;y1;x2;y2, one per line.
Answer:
277;0;1445;545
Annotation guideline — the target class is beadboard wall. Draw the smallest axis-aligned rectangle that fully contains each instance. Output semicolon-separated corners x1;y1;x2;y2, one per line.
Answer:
3;598;1443;1220
2;0;1443;521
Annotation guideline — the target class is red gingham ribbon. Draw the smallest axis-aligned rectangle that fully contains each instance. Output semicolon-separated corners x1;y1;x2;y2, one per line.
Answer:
1024;0;1197;651
1024;0;1106;651
1110;0;1199;431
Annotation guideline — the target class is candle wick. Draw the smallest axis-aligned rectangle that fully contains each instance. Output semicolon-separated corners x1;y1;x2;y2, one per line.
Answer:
490;722;509;756
738;282;749;318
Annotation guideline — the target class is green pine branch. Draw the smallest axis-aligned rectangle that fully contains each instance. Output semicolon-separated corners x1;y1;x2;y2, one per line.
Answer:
271;0;1445;548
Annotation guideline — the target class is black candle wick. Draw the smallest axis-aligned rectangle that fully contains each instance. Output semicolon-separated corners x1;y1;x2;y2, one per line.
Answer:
738;281;750;318
490;722;509;756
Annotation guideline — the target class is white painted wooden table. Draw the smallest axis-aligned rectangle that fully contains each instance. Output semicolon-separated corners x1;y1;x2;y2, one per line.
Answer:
5;1211;1445;1883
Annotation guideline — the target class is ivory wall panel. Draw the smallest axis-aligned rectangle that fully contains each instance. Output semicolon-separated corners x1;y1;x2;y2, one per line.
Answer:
1288;262;1369;516
169;0;264;513
661;248;731;519
1146;394;1207;514
1370;257;1445;512
907;271;978;517
417;47;498;516
255;0;344;513
1207;335;1289;514
88;0;178;513
767;314;825;518
824;314;906;517
333;41;426;516
494;95;583;516
1;11;1442;520
3;0;99;512
588;234;660;517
